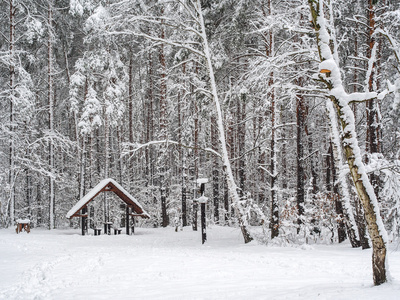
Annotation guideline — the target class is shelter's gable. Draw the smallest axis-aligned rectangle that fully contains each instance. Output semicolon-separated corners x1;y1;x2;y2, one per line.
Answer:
66;178;149;219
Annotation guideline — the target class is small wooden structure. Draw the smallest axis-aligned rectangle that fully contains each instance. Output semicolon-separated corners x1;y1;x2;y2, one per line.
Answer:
66;178;149;235
16;219;30;234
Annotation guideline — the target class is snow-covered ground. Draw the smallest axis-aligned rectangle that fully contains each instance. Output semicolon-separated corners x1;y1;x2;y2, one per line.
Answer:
0;226;399;300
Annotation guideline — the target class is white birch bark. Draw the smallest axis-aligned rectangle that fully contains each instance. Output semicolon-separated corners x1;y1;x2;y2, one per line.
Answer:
195;0;252;243
308;0;389;285
326;100;360;246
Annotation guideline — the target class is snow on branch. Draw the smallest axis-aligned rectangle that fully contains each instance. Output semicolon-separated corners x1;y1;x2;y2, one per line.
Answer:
375;28;400;70
106;31;206;58
122;140;222;160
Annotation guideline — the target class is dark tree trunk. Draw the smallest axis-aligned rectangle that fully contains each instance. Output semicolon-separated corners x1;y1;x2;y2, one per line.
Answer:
211;116;219;223
177;69;188;227
296;92;305;234
224;177;229;223
270;81;279;239
159;18;168;228
365;0;382;204
8;0;16;225
355;197;371;249
237;92;246;193
48;0;55;229
192;63;199;231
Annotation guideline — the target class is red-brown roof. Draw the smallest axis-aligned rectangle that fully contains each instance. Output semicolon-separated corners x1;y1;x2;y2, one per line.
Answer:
66;178;150;219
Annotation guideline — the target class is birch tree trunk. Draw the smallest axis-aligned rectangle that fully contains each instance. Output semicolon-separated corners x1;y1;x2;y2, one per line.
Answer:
308;0;388;285
326;102;360;248
196;0;252;243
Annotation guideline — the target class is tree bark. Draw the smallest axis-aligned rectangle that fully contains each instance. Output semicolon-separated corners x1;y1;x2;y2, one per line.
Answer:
196;0;252;243
270;81;279;239
8;0;16;226
296;91;305;234
211;116;219;223
48;0;55;229
365;0;382;203
159;17;168;228
308;0;388;285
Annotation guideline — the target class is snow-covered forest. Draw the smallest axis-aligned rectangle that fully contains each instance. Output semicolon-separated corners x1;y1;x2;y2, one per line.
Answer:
1;0;400;286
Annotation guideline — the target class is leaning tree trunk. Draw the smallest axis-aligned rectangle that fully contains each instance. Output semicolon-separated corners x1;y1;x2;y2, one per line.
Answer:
326;103;361;248
308;0;388;285
196;0;252;243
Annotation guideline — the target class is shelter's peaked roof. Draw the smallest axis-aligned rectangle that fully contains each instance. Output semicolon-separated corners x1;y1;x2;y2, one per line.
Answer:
66;178;149;219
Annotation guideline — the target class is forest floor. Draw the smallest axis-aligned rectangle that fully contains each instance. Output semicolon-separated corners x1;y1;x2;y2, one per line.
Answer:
0;225;399;299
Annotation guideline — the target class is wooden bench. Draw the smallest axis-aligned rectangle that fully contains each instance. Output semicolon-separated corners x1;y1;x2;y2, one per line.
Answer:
16;219;30;234
114;228;122;235
94;228;102;236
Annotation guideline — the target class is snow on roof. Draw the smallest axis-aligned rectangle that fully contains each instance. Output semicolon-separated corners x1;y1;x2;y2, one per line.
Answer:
197;196;208;204
66;178;149;219
16;219;30;224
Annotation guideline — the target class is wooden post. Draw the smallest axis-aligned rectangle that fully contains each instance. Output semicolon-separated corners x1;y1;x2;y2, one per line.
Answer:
126;205;130;235
201;201;206;244
81;206;87;236
197;178;208;244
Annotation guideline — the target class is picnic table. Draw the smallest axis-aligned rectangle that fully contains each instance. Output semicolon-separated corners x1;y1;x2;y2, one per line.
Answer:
16;219;30;234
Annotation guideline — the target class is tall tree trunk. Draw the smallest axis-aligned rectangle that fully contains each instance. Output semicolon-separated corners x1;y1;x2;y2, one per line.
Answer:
48;0;55;229
269;80;279;239
365;0;382;202
197;0;252;243
128;51;134;189
192;63;199;231
296;91;305;234
104;113;110;222
177;74;188;227
351;19;369;250
309;0;388;285
159;18;168;228
145;52;154;188
263;0;279;239
8;0;16;226
211;116;219;223
26;168;32;219
237;92;246;193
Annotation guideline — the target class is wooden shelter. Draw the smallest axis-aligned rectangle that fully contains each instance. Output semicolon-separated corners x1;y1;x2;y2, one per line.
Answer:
66;178;149;235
